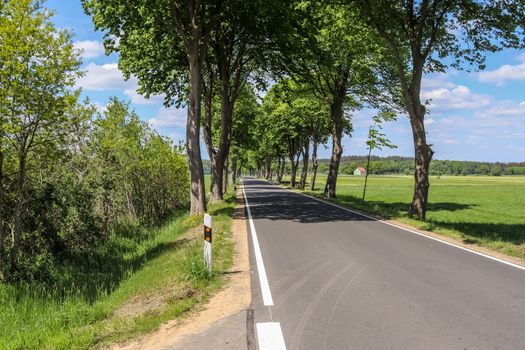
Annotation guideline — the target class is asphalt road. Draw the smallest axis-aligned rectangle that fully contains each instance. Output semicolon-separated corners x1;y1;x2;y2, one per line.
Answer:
243;178;525;350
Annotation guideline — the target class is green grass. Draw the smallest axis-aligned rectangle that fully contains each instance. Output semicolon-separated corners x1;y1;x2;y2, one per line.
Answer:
284;175;525;259
0;195;236;350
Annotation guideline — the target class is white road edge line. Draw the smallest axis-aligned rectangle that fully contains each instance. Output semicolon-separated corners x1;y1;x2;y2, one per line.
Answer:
242;179;274;306
256;322;287;350
287;186;525;272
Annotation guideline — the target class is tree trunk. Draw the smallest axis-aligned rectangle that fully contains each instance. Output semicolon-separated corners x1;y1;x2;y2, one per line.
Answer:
209;156;222;202
231;157;237;184
278;155;285;183
289;153;300;187
210;35;243;202
310;140;318;191
210;95;235;202
404;60;434;221
299;141;309;190
276;157;283;184
222;157;229;194
187;48;207;215
408;110;433;220
11;154;26;272
324;90;345;198
265;158;271;180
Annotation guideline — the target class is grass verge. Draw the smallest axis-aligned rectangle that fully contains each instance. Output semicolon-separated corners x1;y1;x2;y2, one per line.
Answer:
0;194;236;350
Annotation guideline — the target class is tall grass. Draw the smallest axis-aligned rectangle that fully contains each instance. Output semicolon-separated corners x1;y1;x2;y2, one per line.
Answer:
0;195;236;349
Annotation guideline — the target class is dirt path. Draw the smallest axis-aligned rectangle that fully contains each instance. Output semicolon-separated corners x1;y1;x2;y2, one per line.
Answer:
111;188;251;350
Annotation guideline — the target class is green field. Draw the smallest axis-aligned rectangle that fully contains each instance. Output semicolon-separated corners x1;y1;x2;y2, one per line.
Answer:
289;175;525;259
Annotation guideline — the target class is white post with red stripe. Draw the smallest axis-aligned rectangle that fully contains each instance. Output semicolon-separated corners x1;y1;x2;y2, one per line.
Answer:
203;213;212;273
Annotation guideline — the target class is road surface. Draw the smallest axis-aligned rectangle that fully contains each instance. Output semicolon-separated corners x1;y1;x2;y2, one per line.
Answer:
243;178;525;350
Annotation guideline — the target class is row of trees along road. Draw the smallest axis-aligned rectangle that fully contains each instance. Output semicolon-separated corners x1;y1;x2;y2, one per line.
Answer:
83;0;292;213
84;0;525;220
0;1;189;281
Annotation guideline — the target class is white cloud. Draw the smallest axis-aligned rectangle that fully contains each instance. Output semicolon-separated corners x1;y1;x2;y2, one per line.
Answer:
77;63;136;91
74;40;105;59
473;101;525;134
420;73;492;114
92;102;107;114
427;99;525;144
478;53;525;85
77;63;164;105
422;74;456;90
345;72;525;161
124;89;165;105
465;135;482;145
148;107;187;128
421;79;491;113
168;131;186;146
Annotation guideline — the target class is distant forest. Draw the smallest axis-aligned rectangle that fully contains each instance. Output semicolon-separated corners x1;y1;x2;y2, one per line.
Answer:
204;157;525;176
324;156;525;176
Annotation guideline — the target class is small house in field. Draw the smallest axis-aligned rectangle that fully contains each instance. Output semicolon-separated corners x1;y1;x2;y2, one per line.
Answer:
354;167;367;176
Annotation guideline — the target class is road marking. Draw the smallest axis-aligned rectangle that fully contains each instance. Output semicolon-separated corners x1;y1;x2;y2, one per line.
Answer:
242;179;274;306
291;190;525;272
256;322;287;350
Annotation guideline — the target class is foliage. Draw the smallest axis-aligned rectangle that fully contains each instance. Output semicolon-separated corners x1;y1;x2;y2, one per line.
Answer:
279;2;399;196
366;112;397;152
0;0;80;279
0;94;189;282
254;79;331;165
362;112;397;199
328;156;525;177
0;196;236;349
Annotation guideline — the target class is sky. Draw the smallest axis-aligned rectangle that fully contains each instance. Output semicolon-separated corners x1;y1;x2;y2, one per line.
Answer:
48;1;525;163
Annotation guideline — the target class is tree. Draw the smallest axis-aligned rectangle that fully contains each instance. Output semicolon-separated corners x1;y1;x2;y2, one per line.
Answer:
83;0;224;215
491;165;503;177
354;0;523;220
271;80;331;190
260;80;308;188
303;99;331;191
362;112;397;200
92;98;189;227
228;85;260;184
284;3;386;198
0;0;80;273
201;0;292;202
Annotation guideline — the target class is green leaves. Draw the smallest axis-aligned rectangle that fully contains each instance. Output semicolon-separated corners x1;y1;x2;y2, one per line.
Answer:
0;1;190;280
92;98;189;223
367;111;397;151
82;0;190;107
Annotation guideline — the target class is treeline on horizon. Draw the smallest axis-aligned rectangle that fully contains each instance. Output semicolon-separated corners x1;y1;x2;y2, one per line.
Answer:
333;156;525;176
205;156;525;177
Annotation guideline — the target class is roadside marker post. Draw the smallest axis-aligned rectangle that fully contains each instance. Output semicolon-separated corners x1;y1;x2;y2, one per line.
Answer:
203;213;212;273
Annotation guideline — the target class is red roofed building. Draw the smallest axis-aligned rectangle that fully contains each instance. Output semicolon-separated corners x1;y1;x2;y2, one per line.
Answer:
354;167;367;176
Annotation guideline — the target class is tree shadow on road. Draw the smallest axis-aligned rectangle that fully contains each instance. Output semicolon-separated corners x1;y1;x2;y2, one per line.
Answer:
330;193;476;219
245;179;524;256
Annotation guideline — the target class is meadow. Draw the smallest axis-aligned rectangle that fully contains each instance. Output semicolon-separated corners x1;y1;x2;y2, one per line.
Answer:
0;196;236;350
294;175;525;259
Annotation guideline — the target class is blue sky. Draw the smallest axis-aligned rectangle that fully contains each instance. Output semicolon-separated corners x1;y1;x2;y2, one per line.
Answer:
48;0;525;162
